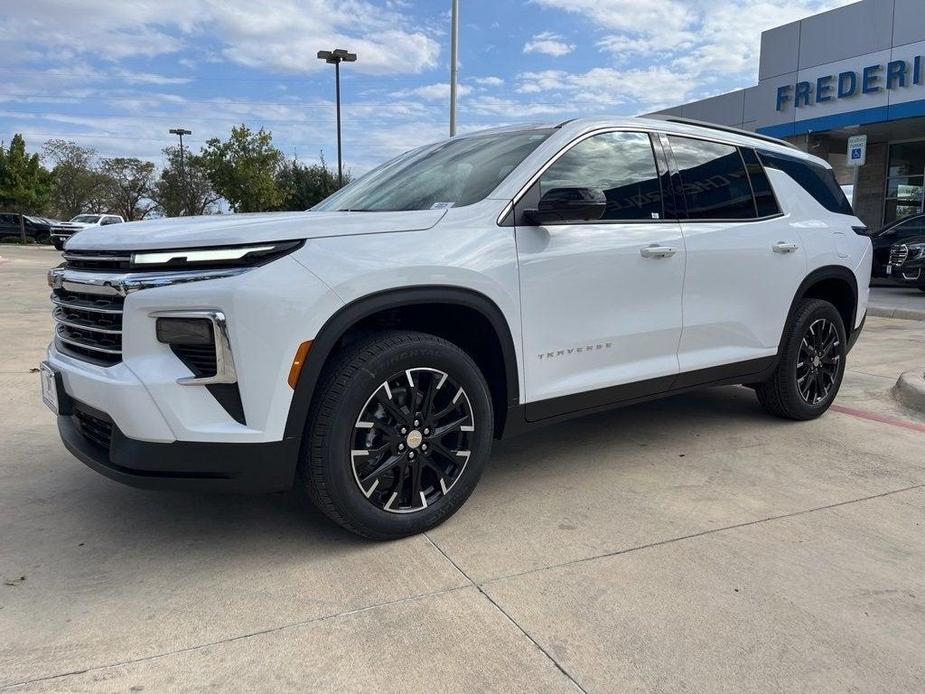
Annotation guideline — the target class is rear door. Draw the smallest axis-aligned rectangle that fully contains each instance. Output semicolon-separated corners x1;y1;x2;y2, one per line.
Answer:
515;130;685;417
667;136;807;381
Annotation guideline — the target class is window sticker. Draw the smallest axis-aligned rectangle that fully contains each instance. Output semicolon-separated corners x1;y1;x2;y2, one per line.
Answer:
430;202;456;209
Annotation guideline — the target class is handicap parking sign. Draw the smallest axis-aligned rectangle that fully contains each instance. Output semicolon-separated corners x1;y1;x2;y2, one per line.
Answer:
847;135;867;167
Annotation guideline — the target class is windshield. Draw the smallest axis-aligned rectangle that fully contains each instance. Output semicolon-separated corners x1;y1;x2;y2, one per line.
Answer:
315;128;554;212
71;215;101;223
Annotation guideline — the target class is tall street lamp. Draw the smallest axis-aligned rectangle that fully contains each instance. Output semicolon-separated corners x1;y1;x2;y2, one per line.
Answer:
317;48;357;187
169;128;192;215
450;0;459;136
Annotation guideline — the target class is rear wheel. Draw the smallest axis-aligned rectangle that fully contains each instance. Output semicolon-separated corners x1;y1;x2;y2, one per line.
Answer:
755;298;847;420
299;331;493;539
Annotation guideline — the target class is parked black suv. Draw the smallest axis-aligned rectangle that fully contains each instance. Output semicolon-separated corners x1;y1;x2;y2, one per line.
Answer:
870;213;925;291
0;213;57;243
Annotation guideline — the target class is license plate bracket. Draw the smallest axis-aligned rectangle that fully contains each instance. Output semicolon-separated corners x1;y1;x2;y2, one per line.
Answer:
40;362;72;416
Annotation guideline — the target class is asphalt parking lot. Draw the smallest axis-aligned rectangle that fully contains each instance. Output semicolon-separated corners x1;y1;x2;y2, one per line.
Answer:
2;245;924;692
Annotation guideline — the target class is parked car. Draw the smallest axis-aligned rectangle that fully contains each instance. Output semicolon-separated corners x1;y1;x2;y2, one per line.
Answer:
42;117;871;539
870;213;925;291
50;213;125;250
0;213;58;243
883;235;925;291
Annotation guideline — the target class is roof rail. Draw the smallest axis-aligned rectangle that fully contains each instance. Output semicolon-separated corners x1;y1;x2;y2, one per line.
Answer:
645;115;800;151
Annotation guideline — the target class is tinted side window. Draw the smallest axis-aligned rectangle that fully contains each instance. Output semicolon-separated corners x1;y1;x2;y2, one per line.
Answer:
759;150;853;215
740;148;781;217
539;132;664;221
668;136;756;220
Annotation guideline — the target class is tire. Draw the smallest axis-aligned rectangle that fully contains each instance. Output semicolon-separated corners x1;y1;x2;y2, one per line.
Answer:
299;330;494;539
754;298;847;421
52;239;64;251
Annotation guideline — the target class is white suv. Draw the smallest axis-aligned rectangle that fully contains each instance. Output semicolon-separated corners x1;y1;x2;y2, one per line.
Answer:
42;117;872;539
51;214;125;250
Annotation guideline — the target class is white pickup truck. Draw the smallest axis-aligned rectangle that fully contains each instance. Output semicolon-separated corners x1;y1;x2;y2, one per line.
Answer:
51;214;124;250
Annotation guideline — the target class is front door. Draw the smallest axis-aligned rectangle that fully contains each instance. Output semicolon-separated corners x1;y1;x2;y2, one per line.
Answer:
514;130;685;419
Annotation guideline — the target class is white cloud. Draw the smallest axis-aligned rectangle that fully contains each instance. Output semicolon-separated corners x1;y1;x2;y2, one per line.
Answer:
523;32;575;57
471;76;505;87
114;70;192;86
392;83;473;101
0;0;440;75
528;0;856;109
515;66;696;111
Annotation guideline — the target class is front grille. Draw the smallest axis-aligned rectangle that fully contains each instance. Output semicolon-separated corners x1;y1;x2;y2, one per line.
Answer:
52;288;124;366
62;249;132;271
73;405;114;452
890;244;909;266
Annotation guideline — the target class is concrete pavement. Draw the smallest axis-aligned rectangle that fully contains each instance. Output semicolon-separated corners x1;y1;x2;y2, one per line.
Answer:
1;246;924;692
869;285;925;321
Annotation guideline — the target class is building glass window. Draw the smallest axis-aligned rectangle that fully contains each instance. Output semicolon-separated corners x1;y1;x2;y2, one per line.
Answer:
539;131;664;221
884;141;925;224
668;136;756;220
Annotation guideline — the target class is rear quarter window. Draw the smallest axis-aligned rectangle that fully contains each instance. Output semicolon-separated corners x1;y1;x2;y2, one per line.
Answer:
758;150;853;216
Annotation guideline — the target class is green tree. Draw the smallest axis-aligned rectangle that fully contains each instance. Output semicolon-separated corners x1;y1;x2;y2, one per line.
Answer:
153;146;220;217
275;152;349;210
201;124;285;212
42;139;103;220
0;134;52;241
99;157;157;221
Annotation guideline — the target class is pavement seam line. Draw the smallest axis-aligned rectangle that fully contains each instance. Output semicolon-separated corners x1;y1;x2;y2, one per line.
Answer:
0;584;472;690
424;533;588;694
479;482;925;588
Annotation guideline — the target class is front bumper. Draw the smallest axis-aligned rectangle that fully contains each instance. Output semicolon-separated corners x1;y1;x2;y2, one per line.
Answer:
59;399;299;492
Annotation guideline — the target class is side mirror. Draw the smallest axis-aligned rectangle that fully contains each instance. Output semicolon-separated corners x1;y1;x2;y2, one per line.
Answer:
525;187;607;225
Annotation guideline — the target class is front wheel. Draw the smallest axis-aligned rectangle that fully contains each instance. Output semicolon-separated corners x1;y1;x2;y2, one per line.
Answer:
755;298;847;420
299;331;493;539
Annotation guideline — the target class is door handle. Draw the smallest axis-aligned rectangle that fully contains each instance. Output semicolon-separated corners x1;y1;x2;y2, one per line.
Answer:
772;241;800;253
640;244;677;259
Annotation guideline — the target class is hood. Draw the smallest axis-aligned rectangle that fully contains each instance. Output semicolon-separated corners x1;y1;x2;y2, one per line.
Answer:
66;210;447;251
893;234;925;248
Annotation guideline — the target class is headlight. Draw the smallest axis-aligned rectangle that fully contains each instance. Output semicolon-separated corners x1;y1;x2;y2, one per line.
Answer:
130;240;303;270
906;243;925;260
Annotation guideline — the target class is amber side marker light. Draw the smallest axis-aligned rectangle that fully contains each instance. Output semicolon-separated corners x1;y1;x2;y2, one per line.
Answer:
288;340;313;389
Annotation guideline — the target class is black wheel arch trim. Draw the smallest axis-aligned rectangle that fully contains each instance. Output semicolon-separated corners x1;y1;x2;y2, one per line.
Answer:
283;285;520;442
781;265;859;354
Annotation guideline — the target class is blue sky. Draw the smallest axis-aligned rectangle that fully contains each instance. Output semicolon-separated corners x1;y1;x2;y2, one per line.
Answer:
0;0;853;174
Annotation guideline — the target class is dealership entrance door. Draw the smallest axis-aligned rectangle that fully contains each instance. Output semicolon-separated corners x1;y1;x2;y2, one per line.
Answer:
884;140;925;224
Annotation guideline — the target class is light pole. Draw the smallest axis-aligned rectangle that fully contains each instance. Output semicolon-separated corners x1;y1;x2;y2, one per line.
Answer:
169;128;192;215
317;48;357;187
450;0;459;136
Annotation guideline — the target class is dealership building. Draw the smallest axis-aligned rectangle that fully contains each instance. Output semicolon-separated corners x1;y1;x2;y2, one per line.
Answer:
652;0;925;230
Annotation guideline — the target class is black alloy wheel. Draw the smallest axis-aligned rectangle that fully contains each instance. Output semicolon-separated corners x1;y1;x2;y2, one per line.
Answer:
351;367;474;514
755;298;847;420
795;318;841;405
300;331;493;539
